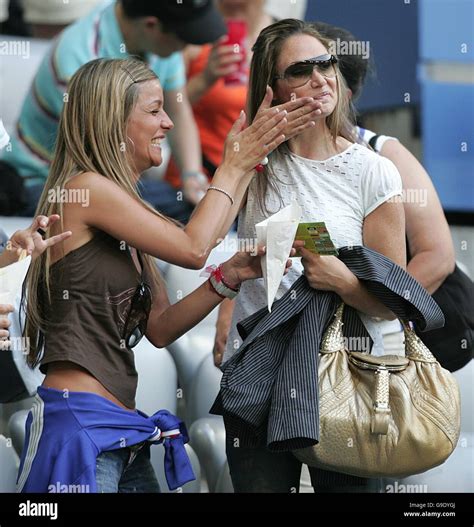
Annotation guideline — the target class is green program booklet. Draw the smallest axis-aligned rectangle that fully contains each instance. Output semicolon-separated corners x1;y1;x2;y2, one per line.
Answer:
294;222;339;256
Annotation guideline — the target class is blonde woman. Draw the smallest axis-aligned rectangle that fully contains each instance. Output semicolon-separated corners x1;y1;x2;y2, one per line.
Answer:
18;57;314;493
220;19;406;492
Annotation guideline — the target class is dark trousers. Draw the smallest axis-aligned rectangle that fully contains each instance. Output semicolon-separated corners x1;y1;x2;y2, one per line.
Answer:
226;443;380;493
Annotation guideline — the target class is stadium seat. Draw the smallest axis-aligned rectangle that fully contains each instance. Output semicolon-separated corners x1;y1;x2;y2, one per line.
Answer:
215;460;234;493
0;217;32;237
150;441;202;493
0;398;34;438
186;352;222;425
7;409;29;457
134;339;178;415
0;435;19;492
163;232;238;399
189;416;226;493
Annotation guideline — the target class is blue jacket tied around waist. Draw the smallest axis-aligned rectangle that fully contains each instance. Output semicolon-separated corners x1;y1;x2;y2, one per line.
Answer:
211;246;445;450
17;386;195;492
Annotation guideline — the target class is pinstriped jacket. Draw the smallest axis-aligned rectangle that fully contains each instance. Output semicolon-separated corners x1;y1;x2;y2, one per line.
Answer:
211;246;445;451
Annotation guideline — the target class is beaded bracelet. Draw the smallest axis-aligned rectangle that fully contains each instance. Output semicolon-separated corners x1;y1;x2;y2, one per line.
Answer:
207;186;234;206
215;264;240;292
206;264;240;300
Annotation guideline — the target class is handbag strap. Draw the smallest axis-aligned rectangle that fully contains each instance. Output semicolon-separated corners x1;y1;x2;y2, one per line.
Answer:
322;302;437;363
400;320;437;363
372;368;391;434
321;303;438;435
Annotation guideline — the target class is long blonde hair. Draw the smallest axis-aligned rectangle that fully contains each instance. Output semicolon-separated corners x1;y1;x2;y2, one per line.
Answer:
23;58;172;367
248;19;357;213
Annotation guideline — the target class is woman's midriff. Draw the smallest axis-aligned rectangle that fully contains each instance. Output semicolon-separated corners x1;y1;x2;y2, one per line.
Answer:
42;361;134;411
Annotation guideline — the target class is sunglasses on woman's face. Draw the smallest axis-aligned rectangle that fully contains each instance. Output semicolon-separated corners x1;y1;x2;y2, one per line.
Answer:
274;54;338;88
123;281;152;349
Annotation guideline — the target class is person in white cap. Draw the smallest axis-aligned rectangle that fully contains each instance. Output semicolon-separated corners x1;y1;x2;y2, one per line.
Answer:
22;0;102;39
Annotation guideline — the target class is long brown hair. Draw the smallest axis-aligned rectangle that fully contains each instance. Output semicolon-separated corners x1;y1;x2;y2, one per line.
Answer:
248;19;357;213
23;58;172;367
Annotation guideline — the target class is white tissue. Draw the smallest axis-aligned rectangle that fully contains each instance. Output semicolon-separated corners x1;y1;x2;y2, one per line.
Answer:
0;255;31;306
0;119;10;150
256;201;302;311
0;255;44;396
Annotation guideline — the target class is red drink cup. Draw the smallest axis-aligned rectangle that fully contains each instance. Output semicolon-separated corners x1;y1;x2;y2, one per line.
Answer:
221;20;248;86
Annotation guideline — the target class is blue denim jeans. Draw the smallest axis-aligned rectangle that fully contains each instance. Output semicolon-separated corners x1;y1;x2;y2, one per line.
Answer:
95;444;160;493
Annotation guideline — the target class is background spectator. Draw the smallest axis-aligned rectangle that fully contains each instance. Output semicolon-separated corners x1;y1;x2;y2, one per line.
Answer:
0;0;226;222
165;0;276;192
22;0;102;39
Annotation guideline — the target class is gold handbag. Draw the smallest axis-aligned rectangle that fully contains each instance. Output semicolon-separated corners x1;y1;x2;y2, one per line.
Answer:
293;303;461;478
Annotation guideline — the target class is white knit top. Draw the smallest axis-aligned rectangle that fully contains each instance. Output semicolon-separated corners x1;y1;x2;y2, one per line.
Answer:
224;143;403;363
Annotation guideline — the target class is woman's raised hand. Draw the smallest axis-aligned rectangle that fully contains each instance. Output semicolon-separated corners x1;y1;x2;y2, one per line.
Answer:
9;215;72;260
221;86;322;174
253;86;323;141
221;92;287;173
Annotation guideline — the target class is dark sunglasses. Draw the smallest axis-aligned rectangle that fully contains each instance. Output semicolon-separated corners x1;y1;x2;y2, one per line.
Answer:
123;251;152;349
274;54;338;88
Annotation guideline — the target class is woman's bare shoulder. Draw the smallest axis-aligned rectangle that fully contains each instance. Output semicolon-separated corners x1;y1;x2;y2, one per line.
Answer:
65;171;108;189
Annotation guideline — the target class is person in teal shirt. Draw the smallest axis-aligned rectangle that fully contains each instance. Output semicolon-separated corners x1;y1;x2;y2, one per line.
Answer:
2;0;226;219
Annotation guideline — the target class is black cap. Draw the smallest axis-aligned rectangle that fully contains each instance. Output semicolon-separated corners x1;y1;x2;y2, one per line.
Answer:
121;0;227;45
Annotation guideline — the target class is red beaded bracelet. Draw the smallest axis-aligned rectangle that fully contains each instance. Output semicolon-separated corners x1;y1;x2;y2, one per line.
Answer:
208;278;227;299
208;264;240;300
